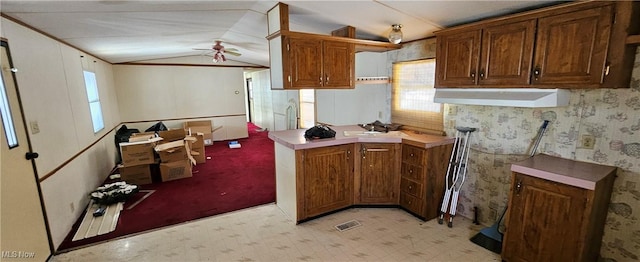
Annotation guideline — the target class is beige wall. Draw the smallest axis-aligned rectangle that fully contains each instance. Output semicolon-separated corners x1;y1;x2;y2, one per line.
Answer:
1;18;121;249
391;38;640;261
113;64;248;140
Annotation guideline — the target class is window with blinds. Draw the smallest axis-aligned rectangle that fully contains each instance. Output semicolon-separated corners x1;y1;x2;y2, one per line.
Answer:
391;59;444;135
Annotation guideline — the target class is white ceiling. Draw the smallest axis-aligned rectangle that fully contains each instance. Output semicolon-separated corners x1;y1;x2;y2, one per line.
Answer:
0;0;559;67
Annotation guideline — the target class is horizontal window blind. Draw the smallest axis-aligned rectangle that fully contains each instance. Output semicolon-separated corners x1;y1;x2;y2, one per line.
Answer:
391;59;444;135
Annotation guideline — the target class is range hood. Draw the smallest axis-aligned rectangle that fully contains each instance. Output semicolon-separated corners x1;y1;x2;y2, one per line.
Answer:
434;88;570;108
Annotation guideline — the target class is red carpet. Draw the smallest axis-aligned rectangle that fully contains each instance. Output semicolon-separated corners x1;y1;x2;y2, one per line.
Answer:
57;122;275;252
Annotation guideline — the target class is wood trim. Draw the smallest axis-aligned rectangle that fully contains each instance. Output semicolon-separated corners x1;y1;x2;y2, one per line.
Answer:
267;30;401;52
115;62;268;69
38;124;120;182
627;35;640;45
38;114;247;183
434;1;610;35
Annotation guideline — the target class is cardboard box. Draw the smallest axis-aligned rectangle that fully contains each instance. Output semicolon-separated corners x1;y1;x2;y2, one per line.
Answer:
185;134;206;164
119;138;161;166
119;164;152;185
159;160;192;182
158;129;186;143
184;120;213;146
155;140;188;163
128;132;157;142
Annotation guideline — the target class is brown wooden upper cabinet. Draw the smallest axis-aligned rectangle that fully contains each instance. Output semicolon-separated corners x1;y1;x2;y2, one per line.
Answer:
288;37;354;89
435;1;639;89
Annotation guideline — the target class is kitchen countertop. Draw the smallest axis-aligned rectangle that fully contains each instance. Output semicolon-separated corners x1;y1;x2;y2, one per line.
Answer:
268;125;454;150
511;154;617;190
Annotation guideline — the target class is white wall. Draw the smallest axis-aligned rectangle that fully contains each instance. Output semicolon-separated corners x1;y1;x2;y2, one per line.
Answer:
113;65;248;140
1;18;121;249
316;52;390;125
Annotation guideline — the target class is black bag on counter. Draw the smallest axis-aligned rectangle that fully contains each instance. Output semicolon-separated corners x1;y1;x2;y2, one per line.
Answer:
304;125;336;139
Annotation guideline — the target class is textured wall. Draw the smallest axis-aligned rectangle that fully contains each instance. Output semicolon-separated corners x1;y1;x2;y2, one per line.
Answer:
391;38;640;261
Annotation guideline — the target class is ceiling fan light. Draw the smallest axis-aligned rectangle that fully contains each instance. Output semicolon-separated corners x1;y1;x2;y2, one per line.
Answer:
388;24;403;44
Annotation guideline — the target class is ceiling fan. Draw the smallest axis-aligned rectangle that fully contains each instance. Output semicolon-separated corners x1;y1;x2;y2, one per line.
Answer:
194;41;241;63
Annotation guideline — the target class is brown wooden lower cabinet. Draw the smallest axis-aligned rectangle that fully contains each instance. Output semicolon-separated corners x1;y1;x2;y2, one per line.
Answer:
297;144;354;220
355;143;400;204
503;155;616;262
296;142;452;222
399;143;453;220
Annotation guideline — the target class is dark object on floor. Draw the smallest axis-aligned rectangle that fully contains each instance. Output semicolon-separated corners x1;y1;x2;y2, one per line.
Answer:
145;121;168;132
473;206;479;225
92;207;106;217
470;206;507;254
304;124;336;139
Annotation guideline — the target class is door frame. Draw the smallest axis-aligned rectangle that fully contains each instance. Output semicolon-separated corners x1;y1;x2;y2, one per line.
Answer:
1;39;54;254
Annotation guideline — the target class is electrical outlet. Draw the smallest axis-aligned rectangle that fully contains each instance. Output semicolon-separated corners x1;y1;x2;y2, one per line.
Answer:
581;134;595;149
447;106;457;116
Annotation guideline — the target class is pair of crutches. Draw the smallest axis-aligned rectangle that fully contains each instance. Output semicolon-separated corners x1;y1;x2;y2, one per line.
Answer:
438;127;476;228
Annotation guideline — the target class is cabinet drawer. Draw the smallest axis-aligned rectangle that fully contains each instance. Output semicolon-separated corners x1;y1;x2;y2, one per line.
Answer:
400;192;423;215
402;145;425;166
400;178;423;197
401;163;423;181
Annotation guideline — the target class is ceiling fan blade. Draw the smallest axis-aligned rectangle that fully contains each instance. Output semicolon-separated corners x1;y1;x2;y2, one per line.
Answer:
225;51;241;56
225;48;238;52
193;48;213;51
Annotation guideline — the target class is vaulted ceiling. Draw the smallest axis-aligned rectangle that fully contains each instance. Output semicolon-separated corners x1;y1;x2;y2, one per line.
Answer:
0;0;560;67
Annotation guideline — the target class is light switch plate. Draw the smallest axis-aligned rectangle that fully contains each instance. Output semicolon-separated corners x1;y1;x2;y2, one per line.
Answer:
30;121;40;134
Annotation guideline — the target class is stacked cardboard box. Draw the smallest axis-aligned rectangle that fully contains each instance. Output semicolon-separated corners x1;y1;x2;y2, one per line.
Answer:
185;133;206;164
118;137;162;185
184;120;213;146
155;130;194;182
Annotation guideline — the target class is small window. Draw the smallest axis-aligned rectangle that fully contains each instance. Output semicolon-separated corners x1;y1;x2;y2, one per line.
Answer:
83;71;104;133
391;59;443;135
0;72;18;148
1;42;19;148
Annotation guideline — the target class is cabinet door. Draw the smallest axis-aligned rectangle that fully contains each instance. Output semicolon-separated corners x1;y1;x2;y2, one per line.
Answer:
303;144;354;218
289;37;323;88
435;29;481;87
532;5;612;86
503;173;587;262
323;41;354;88
358;143;399;204
479;20;535;86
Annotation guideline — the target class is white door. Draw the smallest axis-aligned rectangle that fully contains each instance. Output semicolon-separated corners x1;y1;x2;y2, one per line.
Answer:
1;40;52;260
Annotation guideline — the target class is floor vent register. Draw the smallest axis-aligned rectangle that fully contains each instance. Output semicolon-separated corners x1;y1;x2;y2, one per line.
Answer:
335;220;362;232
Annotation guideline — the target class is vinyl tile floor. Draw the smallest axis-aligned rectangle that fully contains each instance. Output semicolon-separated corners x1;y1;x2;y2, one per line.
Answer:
51;204;501;262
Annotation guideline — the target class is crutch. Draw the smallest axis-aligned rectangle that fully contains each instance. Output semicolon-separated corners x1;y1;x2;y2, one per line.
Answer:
438;127;476;227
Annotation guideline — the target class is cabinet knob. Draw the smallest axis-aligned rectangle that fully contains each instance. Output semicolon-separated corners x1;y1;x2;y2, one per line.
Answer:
409;169;413;173
516;180;522;195
408;185;412;190
533;66;541;81
470;71;476;82
410;153;414;157
479;69;485;79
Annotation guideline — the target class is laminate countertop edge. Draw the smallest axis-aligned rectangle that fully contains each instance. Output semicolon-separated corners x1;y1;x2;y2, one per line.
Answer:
268;125;455;150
